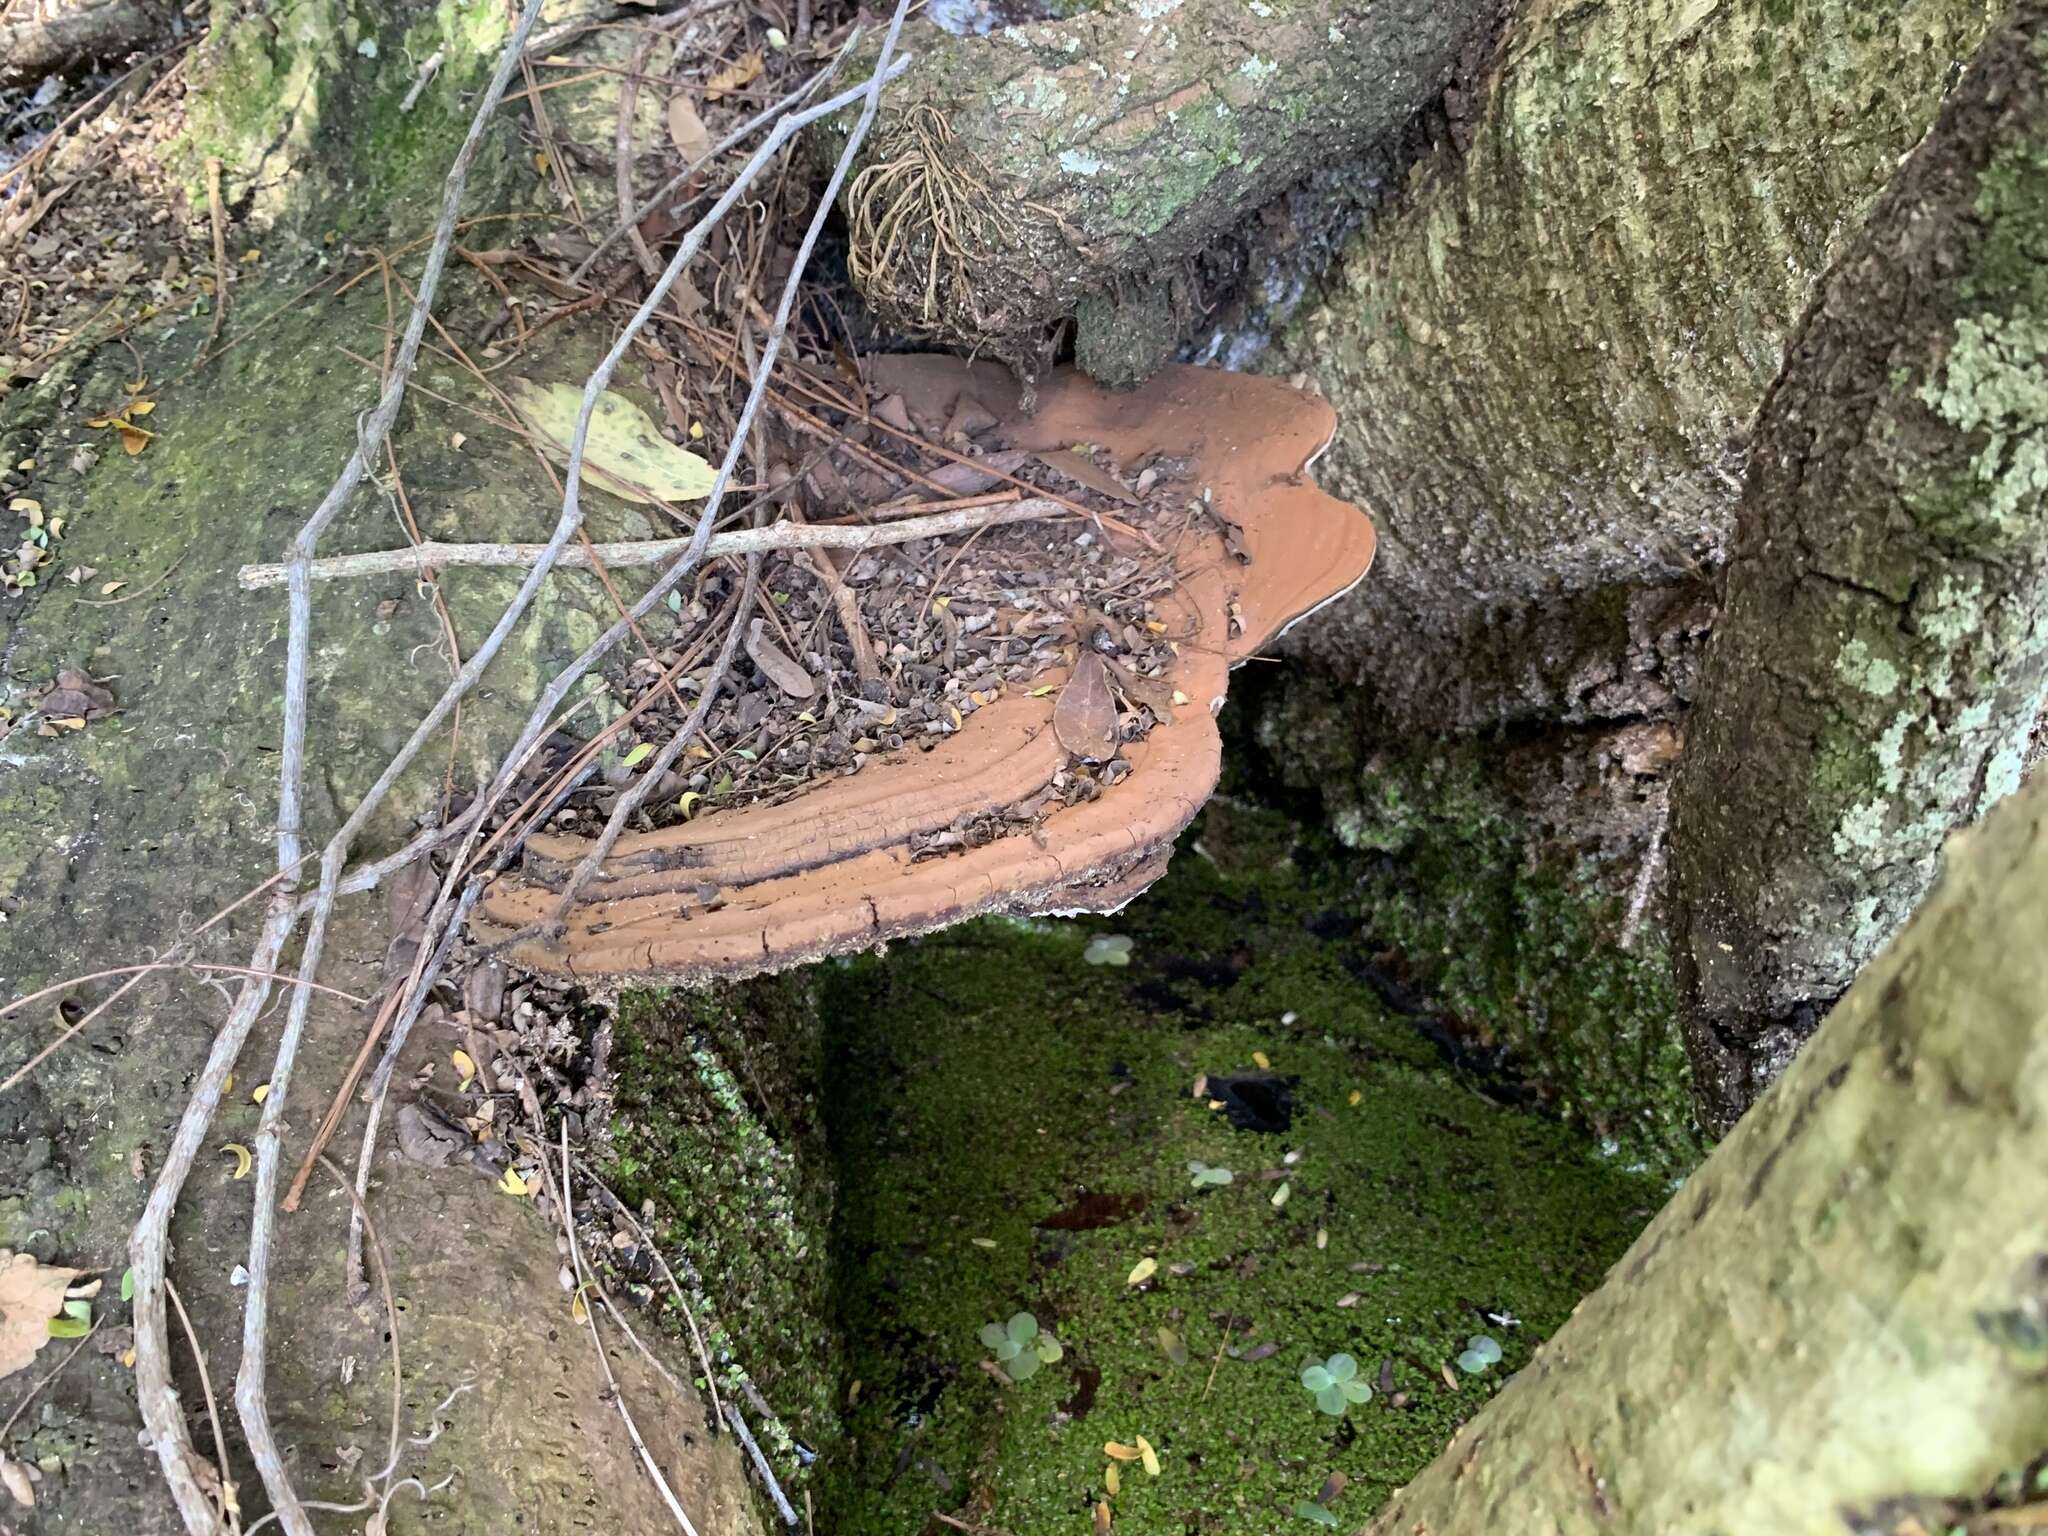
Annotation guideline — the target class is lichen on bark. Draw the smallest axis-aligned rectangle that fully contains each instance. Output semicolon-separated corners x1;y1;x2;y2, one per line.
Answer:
1272;0;2001;729
1671;2;2048;1128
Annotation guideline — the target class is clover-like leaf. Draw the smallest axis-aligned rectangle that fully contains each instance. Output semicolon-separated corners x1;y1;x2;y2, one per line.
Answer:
1300;1364;1334;1394
1314;1383;1348;1416
1006;1348;1042;1382
980;1322;1008;1352
1083;934;1134;967
1007;1312;1038;1346
1326;1353;1358;1384
1466;1334;1503;1365
1456;1348;1492;1374
996;1337;1023;1363
1035;1333;1063;1364
1341;1378;1374;1405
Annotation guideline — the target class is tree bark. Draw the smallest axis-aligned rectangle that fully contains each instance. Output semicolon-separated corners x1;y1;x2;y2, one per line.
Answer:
1367;719;2048;1534
1669;1;2048;1131
0;0;168;84
831;0;1501;384
1273;0;1999;732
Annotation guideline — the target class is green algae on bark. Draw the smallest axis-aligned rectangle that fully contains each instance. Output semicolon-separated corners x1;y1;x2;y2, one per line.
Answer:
812;801;1665;1535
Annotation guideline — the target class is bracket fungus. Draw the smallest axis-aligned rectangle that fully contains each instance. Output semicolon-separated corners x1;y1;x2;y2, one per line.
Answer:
471;358;1374;983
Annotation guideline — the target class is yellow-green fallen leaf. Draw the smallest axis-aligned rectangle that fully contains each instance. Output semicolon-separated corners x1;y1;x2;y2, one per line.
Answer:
1105;1461;1120;1495
220;1143;252;1179
676;791;702;820
1347;1089;1362;1106
1137;1435;1160;1477
1271;1181;1291;1209
452;1050;476;1091
970;1237;996;1250
1126;1257;1157;1287
1252;1050;1271;1070
507;378;715;505
622;742;654;769
250;1084;268;1103
570;1287;589;1324
498;1166;529;1197
1103;1442;1141;1462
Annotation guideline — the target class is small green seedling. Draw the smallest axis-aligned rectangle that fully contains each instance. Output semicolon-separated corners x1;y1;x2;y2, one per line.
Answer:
1083;934;1134;967
1456;1335;1503;1374
1186;1160;1234;1188
1293;1502;1340;1527
980;1311;1062;1381
1300;1353;1373;1416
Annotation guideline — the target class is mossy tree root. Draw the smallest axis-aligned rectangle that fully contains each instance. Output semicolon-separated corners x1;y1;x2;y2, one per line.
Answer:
1369;708;2048;1533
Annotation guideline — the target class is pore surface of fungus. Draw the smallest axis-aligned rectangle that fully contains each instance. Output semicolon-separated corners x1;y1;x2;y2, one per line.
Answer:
470;359;1374;983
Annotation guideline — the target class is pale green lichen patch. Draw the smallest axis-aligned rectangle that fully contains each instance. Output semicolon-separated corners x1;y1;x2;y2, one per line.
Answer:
1836;636;1902;699
1918;313;2048;527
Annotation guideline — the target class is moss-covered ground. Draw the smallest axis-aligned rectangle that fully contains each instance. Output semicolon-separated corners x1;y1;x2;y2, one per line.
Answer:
810;798;1667;1536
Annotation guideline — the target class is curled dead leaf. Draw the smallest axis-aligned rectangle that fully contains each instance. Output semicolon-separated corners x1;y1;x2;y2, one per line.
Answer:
703;50;762;99
667;94;711;161
0;1251;84;1381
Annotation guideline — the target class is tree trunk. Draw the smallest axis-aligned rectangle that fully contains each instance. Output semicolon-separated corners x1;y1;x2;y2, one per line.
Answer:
1367;704;2048;1534
1669;1;2048;1131
0;0;168;84
831;0;1502;385
1273;0;1998;732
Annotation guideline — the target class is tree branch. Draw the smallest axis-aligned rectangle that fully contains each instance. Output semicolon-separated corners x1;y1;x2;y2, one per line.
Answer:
234;497;1065;588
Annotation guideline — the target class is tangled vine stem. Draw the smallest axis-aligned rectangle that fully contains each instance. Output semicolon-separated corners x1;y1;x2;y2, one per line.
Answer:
128;2;551;1528
130;7;916;1533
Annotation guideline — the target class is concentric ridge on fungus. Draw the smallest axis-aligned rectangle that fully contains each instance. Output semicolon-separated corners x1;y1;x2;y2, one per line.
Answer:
469;358;1375;984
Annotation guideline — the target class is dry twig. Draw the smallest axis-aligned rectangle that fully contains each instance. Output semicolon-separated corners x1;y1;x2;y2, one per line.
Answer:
234;497;1065;587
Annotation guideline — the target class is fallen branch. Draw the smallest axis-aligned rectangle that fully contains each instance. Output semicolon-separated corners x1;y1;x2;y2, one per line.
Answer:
235;497;1066;588
129;4;552;1532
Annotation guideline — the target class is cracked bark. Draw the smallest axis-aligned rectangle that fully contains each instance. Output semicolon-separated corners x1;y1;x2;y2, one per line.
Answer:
1669;0;2048;1132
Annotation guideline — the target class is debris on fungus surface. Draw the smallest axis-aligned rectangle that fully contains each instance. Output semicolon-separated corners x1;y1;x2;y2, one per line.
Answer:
473;357;1374;982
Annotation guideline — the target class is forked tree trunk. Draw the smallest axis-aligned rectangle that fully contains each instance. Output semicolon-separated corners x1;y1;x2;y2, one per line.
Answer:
1669;0;2048;1129
1369;671;2048;1533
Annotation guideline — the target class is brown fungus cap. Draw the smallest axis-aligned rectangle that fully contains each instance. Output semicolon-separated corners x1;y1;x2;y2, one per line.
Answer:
469;359;1374;985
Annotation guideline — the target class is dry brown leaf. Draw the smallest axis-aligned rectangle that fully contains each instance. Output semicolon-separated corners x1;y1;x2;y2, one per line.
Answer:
0;1251;84;1381
667;94;711;161
40;668;115;720
746;619;816;700
1054;653;1118;762
1036;447;1136;505
703;50;762;99
0;1454;33;1509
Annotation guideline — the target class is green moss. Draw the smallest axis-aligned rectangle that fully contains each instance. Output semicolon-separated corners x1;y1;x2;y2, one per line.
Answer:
813;800;1665;1534
1251;689;1704;1177
606;976;843;1474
